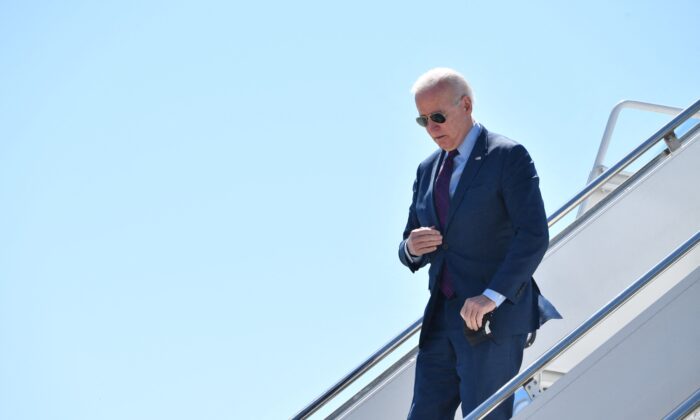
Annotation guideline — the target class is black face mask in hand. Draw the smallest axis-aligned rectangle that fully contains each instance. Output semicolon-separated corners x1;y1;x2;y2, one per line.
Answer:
463;311;494;346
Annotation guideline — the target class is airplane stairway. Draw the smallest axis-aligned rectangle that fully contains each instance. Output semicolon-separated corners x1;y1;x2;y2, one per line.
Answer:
292;99;700;420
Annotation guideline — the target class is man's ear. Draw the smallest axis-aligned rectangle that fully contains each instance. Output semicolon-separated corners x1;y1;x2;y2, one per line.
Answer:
462;96;473;114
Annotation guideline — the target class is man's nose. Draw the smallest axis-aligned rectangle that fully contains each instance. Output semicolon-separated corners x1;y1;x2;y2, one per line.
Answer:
427;120;441;132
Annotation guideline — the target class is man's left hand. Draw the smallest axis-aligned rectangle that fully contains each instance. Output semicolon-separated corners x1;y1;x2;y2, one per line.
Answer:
460;295;497;331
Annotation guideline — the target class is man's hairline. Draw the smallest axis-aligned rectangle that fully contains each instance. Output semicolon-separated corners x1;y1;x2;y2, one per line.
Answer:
414;83;471;113
411;68;475;105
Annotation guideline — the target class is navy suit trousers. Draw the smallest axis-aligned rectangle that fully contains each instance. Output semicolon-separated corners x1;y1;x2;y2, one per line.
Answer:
408;294;526;420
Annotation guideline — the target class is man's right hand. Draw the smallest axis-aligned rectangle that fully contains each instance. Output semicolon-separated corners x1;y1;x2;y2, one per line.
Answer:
406;227;443;256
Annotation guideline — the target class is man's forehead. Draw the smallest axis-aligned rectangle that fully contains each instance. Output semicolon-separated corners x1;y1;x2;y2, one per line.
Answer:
415;84;455;110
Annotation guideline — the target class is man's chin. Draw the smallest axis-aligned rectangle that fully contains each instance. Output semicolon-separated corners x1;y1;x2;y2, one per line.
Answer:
434;138;454;151
433;136;445;143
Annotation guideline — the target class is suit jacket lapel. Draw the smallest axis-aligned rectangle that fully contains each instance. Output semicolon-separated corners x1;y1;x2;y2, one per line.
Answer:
445;128;489;230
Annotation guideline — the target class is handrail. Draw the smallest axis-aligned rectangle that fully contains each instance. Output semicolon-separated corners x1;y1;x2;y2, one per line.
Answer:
464;231;700;420
547;98;700;227
291;318;422;419
662;388;700;420
588;100;700;184
292;99;700;419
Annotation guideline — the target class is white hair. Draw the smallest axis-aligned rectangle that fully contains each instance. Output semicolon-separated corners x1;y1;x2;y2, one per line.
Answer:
410;67;474;104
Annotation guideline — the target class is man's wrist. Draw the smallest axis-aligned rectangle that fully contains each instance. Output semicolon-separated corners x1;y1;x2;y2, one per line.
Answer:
404;242;421;262
482;289;506;307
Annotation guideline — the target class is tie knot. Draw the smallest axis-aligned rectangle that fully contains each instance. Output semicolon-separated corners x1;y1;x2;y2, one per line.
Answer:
446;149;459;161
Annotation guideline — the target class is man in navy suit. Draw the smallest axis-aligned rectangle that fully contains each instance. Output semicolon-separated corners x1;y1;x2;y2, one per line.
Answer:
399;68;557;419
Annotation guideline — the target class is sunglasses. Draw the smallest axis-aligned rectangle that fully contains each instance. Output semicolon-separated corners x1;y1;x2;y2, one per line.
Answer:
416;112;447;127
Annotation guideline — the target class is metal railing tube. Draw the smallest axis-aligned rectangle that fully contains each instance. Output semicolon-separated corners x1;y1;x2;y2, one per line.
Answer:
291;317;422;419
588;100;700;184
589;100;626;182
464;231;700;420
547;98;700;227
662;388;700;420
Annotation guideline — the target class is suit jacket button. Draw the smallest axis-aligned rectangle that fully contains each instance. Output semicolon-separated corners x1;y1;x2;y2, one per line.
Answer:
442;244;449;250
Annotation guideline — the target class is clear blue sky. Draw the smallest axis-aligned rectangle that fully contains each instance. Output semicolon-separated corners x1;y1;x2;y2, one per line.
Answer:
1;1;698;419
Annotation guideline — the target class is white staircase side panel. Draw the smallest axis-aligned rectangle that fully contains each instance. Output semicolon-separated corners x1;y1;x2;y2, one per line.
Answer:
525;131;700;374
334;356;416;420
514;266;700;420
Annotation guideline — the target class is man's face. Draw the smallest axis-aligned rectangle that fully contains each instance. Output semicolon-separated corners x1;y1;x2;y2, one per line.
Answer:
415;84;473;152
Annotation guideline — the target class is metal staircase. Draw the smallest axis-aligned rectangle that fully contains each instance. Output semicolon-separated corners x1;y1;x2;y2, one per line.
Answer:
292;99;700;420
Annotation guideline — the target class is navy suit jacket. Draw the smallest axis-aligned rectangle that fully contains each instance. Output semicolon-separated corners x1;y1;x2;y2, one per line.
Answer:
399;127;558;346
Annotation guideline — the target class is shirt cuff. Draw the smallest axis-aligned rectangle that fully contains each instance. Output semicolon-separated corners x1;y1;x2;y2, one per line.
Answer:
482;288;506;307
403;242;421;263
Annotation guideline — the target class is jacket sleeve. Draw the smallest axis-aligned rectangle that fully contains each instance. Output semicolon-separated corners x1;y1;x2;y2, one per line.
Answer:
487;144;549;302
398;167;430;273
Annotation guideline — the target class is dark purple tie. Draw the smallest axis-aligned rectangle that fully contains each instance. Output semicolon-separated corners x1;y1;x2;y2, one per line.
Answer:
435;149;459;298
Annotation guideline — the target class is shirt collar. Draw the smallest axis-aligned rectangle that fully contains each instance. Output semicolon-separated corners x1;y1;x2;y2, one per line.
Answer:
455;121;482;158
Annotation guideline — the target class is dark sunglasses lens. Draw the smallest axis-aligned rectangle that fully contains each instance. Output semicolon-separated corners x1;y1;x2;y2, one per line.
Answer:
430;113;446;124
416;116;428;127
